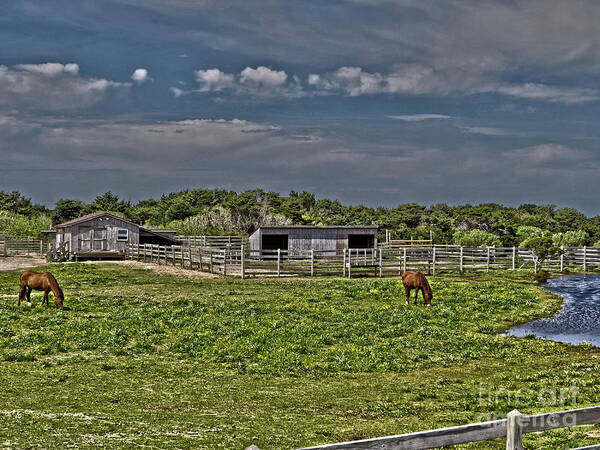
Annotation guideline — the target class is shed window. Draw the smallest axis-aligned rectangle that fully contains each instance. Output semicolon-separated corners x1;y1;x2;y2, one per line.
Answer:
117;229;129;241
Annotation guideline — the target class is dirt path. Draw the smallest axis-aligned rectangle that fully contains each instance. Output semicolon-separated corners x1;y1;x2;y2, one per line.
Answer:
0;257;46;272
91;260;221;279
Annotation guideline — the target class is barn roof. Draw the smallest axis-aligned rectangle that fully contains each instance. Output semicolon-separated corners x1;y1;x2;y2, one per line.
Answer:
255;225;378;230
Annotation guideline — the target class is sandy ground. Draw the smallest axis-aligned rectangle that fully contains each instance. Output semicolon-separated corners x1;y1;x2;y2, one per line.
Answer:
0;257;46;272
0;256;220;279
91;260;221;279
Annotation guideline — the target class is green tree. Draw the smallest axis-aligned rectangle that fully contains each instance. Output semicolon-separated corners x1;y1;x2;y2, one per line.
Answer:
523;236;562;273
52;199;86;224
516;226;545;246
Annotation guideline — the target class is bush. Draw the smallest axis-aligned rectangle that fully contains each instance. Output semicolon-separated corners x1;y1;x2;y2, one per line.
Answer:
516;225;545;246
0;210;52;236
552;230;588;247
452;229;502;247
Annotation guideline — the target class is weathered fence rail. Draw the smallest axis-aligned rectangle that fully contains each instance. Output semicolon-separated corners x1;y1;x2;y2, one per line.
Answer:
126;244;600;278
175;235;248;250
297;406;600;450
0;236;44;257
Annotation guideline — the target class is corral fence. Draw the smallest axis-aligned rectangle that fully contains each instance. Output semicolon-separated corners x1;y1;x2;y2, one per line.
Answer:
0;235;44;257
295;406;600;450
175;235;248;250
126;244;600;278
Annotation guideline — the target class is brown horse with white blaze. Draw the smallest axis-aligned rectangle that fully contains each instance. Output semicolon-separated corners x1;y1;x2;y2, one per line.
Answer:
18;270;64;310
402;271;433;306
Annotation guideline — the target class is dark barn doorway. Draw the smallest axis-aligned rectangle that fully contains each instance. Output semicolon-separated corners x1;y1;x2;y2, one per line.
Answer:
348;234;374;249
262;234;289;250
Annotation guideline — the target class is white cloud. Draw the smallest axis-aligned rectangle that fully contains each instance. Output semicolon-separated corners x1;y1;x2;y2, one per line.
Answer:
240;66;287;87
502;144;592;168
389;114;451;121
15;63;80;76
496;83;600;104
0;63;129;111
194;66;302;98
170;87;186;97
131;68;150;84
195;68;235;91
308;65;600;104
461;127;513;136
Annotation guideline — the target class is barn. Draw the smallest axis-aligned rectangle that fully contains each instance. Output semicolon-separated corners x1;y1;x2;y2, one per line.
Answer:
248;226;378;254
44;212;178;260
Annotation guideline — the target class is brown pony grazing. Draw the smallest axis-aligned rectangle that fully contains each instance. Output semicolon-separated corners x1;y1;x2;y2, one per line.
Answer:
402;271;433;306
18;270;64;310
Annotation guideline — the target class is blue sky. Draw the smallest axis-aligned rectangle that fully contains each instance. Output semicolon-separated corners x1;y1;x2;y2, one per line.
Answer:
1;0;600;214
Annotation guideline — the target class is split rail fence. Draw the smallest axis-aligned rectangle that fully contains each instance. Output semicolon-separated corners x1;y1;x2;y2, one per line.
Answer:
126;244;600;278
297;406;600;450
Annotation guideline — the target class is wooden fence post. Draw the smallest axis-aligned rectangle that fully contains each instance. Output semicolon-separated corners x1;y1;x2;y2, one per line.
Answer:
379;249;383;277
506;409;523;450
560;246;564;272
403;247;407;273
486;247;490;273
209;248;213;273
348;249;352;278
188;246;193;269
512;247;516;270
343;249;346;277
432;245;436;276
277;248;281;277
460;246;464;273
311;250;314;277
224;249;227;276
241;245;245;279
583;246;587;272
179;246;184;268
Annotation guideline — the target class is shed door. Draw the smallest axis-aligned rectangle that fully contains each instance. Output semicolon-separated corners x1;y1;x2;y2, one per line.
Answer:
79;227;92;251
93;227;107;250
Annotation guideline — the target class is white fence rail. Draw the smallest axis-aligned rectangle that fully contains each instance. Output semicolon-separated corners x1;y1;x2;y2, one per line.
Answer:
126;244;600;278
297;406;600;450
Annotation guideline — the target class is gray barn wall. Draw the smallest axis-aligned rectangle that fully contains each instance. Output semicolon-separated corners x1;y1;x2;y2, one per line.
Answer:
249;227;377;253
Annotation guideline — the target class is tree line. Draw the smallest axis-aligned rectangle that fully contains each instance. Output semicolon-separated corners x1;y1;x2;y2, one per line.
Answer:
1;189;599;246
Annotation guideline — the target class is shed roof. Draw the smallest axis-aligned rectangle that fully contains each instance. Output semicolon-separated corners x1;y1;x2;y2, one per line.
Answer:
54;212;136;228
54;212;178;244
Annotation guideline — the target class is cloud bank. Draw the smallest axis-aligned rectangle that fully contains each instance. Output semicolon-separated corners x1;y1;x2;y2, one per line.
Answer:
0;63;129;111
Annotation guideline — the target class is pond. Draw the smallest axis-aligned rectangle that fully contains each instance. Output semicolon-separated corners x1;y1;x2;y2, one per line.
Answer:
506;274;600;347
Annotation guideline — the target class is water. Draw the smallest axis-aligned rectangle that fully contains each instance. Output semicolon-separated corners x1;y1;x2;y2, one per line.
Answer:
506;274;600;347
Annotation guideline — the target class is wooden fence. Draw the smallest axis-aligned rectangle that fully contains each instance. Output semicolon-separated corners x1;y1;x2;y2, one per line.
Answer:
126;244;600;278
0;236;44;257
297;406;600;450
175;235;248;250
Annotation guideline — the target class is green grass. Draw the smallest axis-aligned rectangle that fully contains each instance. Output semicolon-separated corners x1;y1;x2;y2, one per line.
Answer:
0;263;599;448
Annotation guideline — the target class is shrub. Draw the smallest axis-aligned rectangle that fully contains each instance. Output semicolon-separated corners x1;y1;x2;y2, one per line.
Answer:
516;225;545;246
0;210;52;236
452;229;502;247
552;230;588;247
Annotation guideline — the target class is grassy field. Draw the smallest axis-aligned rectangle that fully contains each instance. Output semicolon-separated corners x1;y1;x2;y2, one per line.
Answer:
0;262;600;449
